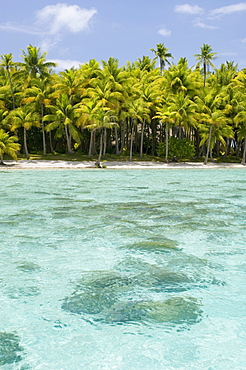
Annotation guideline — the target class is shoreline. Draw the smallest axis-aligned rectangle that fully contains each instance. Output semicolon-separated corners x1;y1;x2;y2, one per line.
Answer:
0;160;245;169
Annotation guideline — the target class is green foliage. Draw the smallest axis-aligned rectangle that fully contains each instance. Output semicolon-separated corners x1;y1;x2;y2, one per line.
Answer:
157;137;195;160
0;129;20;163
0;44;245;163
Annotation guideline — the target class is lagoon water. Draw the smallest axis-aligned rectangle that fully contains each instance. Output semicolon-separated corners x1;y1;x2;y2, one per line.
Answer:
0;168;246;369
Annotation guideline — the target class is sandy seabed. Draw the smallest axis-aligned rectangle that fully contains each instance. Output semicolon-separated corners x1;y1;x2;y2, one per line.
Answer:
0;160;245;170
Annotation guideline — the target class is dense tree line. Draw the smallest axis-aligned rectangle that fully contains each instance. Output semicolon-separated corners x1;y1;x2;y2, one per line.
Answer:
0;43;246;165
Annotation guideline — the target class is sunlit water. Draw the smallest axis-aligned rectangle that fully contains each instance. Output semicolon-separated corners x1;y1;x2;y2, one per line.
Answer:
0;168;245;369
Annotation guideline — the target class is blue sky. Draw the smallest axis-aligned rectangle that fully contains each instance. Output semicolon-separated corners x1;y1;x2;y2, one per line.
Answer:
1;1;246;71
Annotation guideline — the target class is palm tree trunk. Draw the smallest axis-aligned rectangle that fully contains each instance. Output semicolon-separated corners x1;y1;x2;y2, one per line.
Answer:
69;132;72;148
42;121;46;156
178;126;183;140
151;120;157;156
195;129;200;157
115;125;120;155
49;132;55;154
160;57;164;75
64;124;73;154
225;138;231;156
0;154;4;165
120;123;126;154
146;126;150;155
210;149;215;162
49;132;54;154
216;141;220;157
41;105;46;156
241;136;246;165
98;129;103;163
165;122;169;163
88;129;96;157
103;127;107;156
126;119;130;151
203;62;206;87
140;120;145;158
129;123;134;162
199;144;205;157
204;125;212;165
134;123;138;153
23;127;30;159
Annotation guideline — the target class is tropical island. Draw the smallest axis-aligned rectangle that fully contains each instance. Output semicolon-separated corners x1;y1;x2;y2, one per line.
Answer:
1;41;246;369
0;43;246;167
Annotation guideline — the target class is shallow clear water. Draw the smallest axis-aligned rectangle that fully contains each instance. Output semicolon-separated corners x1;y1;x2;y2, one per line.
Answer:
0;168;245;369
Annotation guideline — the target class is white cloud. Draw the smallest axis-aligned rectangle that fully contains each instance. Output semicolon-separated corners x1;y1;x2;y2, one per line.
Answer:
175;4;204;14
242;38;246;43
220;52;237;56
0;4;97;38
40;38;60;53
194;21;218;30
51;59;82;71
209;3;246;17
0;22;45;35
36;3;97;34
158;28;171;37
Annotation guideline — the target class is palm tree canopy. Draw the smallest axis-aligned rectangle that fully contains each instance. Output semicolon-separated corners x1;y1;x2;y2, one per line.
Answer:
135;56;156;72
7;106;41;131
19;45;57;79
0;129;20;162
194;44;217;85
150;43;173;73
0;53;17;72
194;44;217;69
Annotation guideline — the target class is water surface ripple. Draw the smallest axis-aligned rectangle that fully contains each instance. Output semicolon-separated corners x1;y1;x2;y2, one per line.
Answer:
0;169;245;369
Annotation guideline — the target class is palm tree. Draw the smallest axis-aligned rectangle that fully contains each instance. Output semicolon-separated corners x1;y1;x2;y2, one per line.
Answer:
0;129;20;165
43;94;82;154
164;57;202;97
139;71;161;157
194;44;217;86
234;104;246;165
135;56;156;72
0;109;10;131
211;61;238;88
99;58;129;155
127;97;150;161
87;67;125;155
233;69;246;164
154;104;174;162
168;92;199;140
88;71;123;111
21;77;54;155
18;45;56;81
150;43;173;74
0;53;17;109
7;106;40;159
52;68;86;105
219;85;240;155
199;112;234;164
196;89;234;164
82;102;116;164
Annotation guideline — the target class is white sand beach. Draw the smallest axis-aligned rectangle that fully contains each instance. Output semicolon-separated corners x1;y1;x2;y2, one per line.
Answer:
0;160;245;169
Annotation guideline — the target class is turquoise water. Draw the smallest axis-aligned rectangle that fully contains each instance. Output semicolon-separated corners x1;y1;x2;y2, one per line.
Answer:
0;169;245;369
